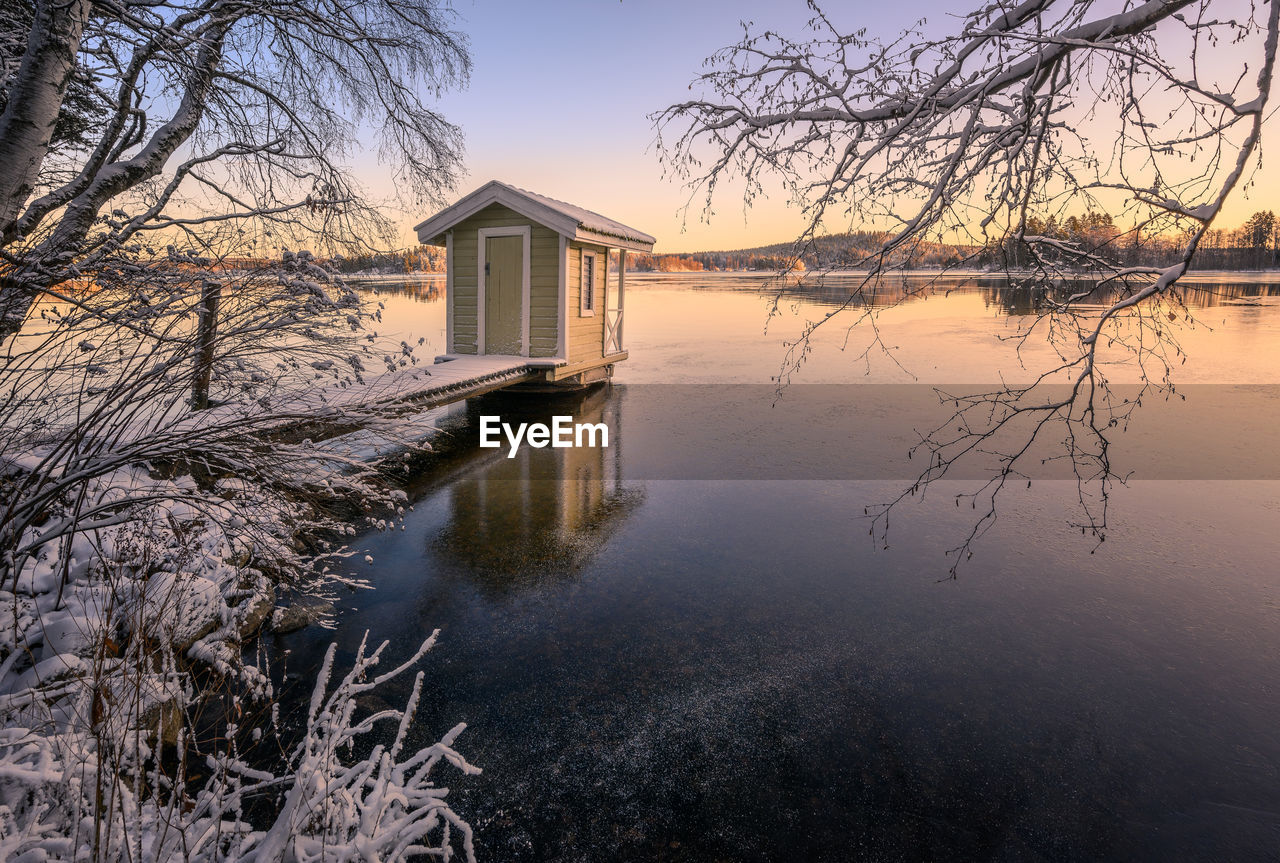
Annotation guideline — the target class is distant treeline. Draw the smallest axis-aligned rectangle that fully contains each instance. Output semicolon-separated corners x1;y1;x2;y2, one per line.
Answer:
328;245;447;274
318;211;1279;275
628;232;917;272
988;210;1280;270
631;211;1280;273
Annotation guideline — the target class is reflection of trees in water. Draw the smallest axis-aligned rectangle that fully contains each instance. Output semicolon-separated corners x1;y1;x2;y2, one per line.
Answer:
771;275;1032;312
759;273;1280;315
981;279;1280;316
361;278;445;303
432;385;642;595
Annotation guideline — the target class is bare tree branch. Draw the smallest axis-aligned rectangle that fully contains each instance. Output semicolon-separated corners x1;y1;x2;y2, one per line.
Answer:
656;0;1279;572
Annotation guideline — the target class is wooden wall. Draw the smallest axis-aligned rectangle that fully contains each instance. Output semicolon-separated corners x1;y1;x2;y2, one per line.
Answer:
567;242;607;363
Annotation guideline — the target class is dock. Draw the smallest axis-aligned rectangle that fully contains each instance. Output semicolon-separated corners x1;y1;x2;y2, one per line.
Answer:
6;354;622;480
387;354;543;409
303;352;622;463
193;352;627;448
269;355;543;445
352;352;624;412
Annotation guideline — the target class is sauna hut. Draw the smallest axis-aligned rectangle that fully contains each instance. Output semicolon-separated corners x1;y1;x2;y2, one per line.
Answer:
414;181;656;385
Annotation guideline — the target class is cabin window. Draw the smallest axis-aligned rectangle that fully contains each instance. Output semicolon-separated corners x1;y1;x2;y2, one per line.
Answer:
580;251;596;316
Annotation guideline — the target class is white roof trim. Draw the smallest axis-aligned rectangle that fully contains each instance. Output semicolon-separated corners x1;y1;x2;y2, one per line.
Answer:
574;227;652;253
415;180;656;252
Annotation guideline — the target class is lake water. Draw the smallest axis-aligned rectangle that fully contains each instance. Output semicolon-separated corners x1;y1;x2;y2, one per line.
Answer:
269;272;1280;860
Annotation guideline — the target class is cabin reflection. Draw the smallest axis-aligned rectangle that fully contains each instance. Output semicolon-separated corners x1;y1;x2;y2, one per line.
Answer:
432;384;640;593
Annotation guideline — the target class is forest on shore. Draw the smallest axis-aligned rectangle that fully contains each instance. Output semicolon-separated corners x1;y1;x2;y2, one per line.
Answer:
336;210;1280;276
627;209;1280;273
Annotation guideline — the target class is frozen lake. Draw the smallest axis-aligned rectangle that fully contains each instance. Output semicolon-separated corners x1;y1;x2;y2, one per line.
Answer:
267;271;1280;860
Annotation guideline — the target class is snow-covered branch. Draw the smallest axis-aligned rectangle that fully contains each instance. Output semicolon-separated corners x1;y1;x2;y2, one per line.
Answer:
0;243;477;857
1;0;471;335
656;0;1280;571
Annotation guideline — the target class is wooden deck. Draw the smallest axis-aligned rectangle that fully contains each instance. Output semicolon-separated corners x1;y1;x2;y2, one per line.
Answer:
10;354;605;477
392;354;541;408
308;352;618;462
236;355;542;449
283;354;541;419
219;352;621;443
307;355;543;462
284;350;644;462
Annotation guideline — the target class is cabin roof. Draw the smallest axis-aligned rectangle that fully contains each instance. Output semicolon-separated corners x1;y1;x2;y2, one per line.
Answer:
414;180;656;252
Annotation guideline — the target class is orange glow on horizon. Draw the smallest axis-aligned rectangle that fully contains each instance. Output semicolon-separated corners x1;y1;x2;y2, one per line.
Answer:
368;0;1277;256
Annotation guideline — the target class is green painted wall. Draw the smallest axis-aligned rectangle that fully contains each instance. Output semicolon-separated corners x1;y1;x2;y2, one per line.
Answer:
567;242;607;363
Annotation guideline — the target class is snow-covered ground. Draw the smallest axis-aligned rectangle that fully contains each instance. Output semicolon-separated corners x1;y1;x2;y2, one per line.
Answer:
0;261;481;860
0;464;480;861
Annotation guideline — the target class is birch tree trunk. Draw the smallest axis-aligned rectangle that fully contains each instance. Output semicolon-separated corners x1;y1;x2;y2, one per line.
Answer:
0;0;92;234
0;0;93;335
0;0;468;337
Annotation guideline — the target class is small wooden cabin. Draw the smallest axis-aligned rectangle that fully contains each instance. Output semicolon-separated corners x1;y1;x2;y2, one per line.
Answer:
414;181;655;384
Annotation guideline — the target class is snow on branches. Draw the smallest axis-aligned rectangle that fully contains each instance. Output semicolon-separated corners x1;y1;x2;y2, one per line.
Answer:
0;246;475;859
0;630;478;863
655;0;1280;572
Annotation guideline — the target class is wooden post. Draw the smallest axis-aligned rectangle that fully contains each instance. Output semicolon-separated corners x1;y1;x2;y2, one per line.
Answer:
191;279;221;409
558;235;569;360
601;249;611;355
445;230;454;354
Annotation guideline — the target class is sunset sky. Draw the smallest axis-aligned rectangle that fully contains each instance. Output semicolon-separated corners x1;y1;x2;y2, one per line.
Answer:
370;0;1275;253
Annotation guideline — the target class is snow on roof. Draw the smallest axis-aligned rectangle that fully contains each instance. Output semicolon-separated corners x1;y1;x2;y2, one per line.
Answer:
512;184;657;247
414;180;656;252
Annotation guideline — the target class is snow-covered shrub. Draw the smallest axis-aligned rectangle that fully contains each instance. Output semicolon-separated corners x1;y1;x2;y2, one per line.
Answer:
0;255;472;859
0;631;477;862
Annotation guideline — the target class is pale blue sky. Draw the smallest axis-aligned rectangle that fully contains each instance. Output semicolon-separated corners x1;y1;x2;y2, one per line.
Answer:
374;0;939;251
366;0;1273;252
